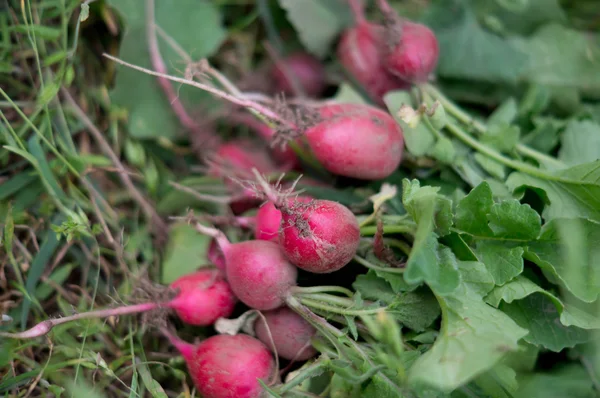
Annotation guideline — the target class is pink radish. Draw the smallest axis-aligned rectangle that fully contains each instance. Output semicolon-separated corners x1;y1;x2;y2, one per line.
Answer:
196;223;298;310
254;202;282;242
302;103;404;180
377;0;439;83
255;307;317;361
254;176;360;273
271;52;327;97
338;0;409;105
279;199;360;273
1;269;237;339
208;140;278;214
169;269;237;326
230;112;300;169
165;331;275;398
254;197;312;242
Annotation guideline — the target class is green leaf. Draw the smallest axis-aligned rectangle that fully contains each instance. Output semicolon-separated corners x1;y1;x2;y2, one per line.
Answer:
408;285;528;391
475;242;524;286
161;223;211;284
480;124;521;153
485;276;600;330
515;365;595;398
353;272;440;332
277;0;351;58
488;98;518;126
402;179;453;236
457;260;495;297
473;153;506;180
426;7;528;83
473;0;566;35
454;182;494;237
353;271;397;303
37;81;61;107
472;364;518;398
559;120;600;166
501;294;589;351
137;360;168;398
526;218;600;302
388;289;441;332
511;24;600;93
332;83;368;104
108;0;225;139
507;160;600;222
385;92;436;157
429;136;457;165
487;200;541;240
405;233;460;295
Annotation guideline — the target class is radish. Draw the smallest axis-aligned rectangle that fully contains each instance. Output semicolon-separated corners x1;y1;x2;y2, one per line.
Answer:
271;52;326;97
254;202;282;242
229;112;300;169
169;269;237;326
0;269;237;339
303;103;404;180
208;140;278;214
255;175;360;273
255;307;317;361
195;223;298;310
254;197;312;242
377;0;439;83
209;140;277;178
338;0;409;105
165;331;275;398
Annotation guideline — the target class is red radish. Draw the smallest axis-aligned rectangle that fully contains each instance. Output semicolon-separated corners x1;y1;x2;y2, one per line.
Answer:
169;269;237;326
253;176;360;273
255;307;317;361
254;202;282;242
271;52;326;97
166;332;275;398
208;140;278;214
338;0;409;105
230;112;300;169
1;269;237;339
303;103;404;180
196;223;298;310
254;197;311;242
278;198;360;273
209;140;277;178
377;0;439;83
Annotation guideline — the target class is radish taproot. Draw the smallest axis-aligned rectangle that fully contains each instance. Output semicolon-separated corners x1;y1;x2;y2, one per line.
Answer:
165;331;275;398
303;103;404;180
377;0;439;83
255;307;317;361
196;223;298;310
271;52;327;97
0;269;237;339
338;0;409;105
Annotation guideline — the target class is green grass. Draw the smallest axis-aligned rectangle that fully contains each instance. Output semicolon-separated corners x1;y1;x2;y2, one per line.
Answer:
0;1;193;395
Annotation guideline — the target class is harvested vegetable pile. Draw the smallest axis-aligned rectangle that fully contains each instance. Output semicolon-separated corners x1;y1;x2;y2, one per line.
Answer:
1;0;600;397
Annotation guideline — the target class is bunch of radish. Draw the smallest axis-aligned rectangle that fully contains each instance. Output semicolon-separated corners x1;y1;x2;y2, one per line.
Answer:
3;1;442;396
